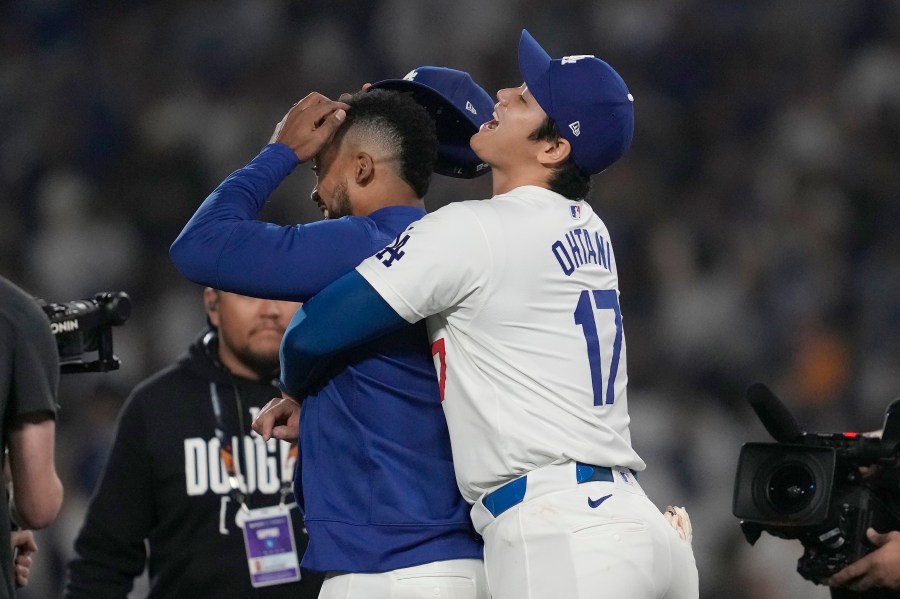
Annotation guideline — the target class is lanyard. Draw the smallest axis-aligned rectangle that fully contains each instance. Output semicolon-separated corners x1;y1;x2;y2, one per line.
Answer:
209;382;297;510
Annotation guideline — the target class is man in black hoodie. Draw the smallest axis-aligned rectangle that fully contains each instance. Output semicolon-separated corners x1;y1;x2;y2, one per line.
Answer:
64;289;325;598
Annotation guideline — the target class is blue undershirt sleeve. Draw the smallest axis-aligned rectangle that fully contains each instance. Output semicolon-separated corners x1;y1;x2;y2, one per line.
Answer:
279;270;407;397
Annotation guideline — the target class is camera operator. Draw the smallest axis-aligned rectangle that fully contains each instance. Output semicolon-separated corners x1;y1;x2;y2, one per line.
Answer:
0;275;65;595
828;428;900;592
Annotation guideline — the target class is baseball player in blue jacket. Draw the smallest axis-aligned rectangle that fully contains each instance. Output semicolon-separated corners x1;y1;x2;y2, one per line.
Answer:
171;70;495;597
267;30;700;599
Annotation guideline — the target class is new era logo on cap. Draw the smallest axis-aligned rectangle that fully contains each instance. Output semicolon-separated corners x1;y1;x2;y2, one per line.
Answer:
465;101;477;114
518;29;634;175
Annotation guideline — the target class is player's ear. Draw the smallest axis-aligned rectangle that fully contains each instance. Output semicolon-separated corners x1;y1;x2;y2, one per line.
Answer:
536;138;571;169
354;152;375;186
204;287;222;328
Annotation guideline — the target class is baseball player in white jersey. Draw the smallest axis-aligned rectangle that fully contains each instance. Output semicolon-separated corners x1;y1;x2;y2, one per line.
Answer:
275;29;699;598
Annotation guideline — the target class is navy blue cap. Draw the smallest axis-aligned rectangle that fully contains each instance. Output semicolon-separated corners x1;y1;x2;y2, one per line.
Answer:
518;29;634;175
370;66;493;178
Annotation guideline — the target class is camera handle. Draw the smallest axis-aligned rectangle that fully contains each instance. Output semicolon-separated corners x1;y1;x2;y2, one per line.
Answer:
747;383;805;442
59;324;121;373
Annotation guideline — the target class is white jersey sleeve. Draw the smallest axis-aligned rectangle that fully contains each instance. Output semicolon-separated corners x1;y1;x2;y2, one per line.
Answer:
357;202;490;323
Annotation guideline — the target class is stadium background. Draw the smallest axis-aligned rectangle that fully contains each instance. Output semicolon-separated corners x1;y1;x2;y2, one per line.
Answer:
3;1;900;597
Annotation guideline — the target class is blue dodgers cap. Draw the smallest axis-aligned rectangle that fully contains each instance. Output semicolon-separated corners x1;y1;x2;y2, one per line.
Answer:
518;29;634;175
370;66;493;178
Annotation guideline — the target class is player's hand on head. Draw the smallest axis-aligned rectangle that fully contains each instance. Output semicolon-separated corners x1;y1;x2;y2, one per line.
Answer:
252;394;302;443
269;92;350;163
338;83;371;103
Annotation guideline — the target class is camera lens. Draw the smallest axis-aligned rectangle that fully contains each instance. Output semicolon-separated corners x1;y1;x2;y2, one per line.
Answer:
765;462;816;514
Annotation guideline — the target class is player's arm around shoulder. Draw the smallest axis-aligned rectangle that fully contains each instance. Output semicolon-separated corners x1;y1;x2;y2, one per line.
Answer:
277;269;408;399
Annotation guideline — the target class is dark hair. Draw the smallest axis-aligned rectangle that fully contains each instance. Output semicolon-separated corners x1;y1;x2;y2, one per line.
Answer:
528;116;591;200
343;89;438;197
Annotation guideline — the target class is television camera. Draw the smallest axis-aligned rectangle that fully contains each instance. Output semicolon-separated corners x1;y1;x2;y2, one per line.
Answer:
38;291;131;373
733;383;900;598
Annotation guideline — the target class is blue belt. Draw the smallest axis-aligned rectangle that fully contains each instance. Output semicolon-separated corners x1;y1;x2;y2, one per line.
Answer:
482;463;614;518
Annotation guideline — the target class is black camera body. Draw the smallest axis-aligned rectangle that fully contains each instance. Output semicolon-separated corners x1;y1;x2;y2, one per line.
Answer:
38;291;131;373
733;384;900;589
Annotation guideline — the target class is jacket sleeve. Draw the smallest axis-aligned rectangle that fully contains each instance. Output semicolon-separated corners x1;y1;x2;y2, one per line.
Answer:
170;143;378;301
64;394;156;598
280;270;407;397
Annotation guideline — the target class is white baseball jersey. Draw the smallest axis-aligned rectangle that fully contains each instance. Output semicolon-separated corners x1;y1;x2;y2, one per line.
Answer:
357;185;645;503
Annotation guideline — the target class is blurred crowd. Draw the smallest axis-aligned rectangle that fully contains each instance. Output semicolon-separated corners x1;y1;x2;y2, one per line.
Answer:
3;1;900;597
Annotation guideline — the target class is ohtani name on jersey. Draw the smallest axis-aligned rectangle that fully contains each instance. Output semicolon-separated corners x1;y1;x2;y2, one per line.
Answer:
552;228;612;276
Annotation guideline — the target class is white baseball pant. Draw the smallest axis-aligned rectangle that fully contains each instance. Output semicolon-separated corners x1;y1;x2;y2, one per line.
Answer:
470;461;699;599
317;558;489;599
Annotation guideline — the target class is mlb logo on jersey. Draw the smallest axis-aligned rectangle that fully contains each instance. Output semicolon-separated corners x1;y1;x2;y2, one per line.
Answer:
570;205;581;219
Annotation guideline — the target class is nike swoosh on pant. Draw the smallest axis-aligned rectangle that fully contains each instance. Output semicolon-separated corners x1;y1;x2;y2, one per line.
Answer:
588;493;613;508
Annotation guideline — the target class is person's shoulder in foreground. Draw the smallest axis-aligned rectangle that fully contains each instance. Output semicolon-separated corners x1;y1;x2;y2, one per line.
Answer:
0;275;62;530
0;275;63;597
0;276;61;415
